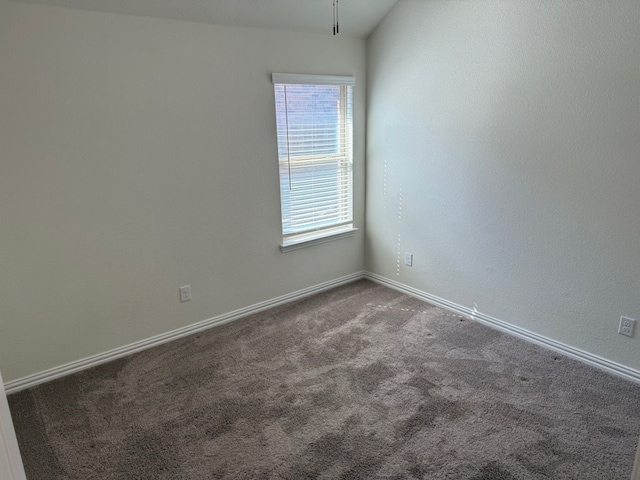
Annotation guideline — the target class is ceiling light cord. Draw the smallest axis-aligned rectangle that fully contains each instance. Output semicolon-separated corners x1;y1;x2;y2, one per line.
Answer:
333;0;339;35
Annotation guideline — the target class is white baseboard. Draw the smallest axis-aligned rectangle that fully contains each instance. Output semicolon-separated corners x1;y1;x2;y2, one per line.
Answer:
365;272;640;385
4;272;366;395
6;270;639;394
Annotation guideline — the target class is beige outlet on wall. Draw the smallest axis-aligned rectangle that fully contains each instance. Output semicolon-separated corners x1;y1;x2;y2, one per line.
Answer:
180;286;191;303
619;316;636;338
404;253;413;267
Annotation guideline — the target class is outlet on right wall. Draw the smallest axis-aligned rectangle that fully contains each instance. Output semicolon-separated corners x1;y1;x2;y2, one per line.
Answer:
366;0;640;372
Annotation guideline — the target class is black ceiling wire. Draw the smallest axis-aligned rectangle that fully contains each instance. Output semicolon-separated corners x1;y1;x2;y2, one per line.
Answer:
333;0;336;35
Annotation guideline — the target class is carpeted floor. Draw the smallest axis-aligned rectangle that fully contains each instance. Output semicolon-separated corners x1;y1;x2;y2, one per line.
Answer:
8;279;640;479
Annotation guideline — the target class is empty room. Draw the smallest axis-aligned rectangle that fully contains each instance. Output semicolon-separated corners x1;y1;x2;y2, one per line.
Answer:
1;0;639;478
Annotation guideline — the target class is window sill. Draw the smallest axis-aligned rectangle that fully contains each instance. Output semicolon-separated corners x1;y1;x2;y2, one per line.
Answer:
280;227;358;253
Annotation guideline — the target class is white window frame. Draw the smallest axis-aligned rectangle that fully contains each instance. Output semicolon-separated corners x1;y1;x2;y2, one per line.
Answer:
272;73;356;252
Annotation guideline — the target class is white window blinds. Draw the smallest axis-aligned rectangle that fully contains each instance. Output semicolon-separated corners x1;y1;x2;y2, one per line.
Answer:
272;74;355;247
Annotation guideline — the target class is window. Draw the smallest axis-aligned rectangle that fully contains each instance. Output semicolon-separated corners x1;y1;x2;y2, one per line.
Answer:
272;73;355;250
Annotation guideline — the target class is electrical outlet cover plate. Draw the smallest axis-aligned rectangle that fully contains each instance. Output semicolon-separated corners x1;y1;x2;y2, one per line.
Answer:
619;316;636;338
404;253;413;267
180;285;191;302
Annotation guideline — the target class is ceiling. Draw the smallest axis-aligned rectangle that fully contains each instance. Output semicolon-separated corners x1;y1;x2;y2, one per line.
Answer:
9;0;399;37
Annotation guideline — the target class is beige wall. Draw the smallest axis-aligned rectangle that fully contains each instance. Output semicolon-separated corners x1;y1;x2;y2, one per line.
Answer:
3;0;639;385
367;0;640;371
0;2;366;382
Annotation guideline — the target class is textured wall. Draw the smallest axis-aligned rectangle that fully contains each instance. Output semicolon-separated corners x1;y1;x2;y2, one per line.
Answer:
0;2;366;382
367;0;640;370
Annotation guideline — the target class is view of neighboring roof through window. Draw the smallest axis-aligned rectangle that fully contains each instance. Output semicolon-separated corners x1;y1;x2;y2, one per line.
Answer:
272;73;356;251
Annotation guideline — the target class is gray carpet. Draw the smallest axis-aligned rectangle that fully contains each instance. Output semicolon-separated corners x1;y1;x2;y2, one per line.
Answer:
8;279;640;479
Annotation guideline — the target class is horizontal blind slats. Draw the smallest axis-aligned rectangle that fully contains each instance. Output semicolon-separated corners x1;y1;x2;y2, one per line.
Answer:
274;81;353;238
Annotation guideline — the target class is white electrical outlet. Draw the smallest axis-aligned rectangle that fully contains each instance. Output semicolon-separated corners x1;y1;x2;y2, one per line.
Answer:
404;252;413;267
618;316;636;337
180;285;191;302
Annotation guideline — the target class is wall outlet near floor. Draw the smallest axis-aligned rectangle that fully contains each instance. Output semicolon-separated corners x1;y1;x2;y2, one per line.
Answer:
404;252;413;267
180;285;192;302
618;316;636;337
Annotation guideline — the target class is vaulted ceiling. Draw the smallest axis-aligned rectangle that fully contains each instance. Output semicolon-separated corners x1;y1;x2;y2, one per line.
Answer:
8;0;399;37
